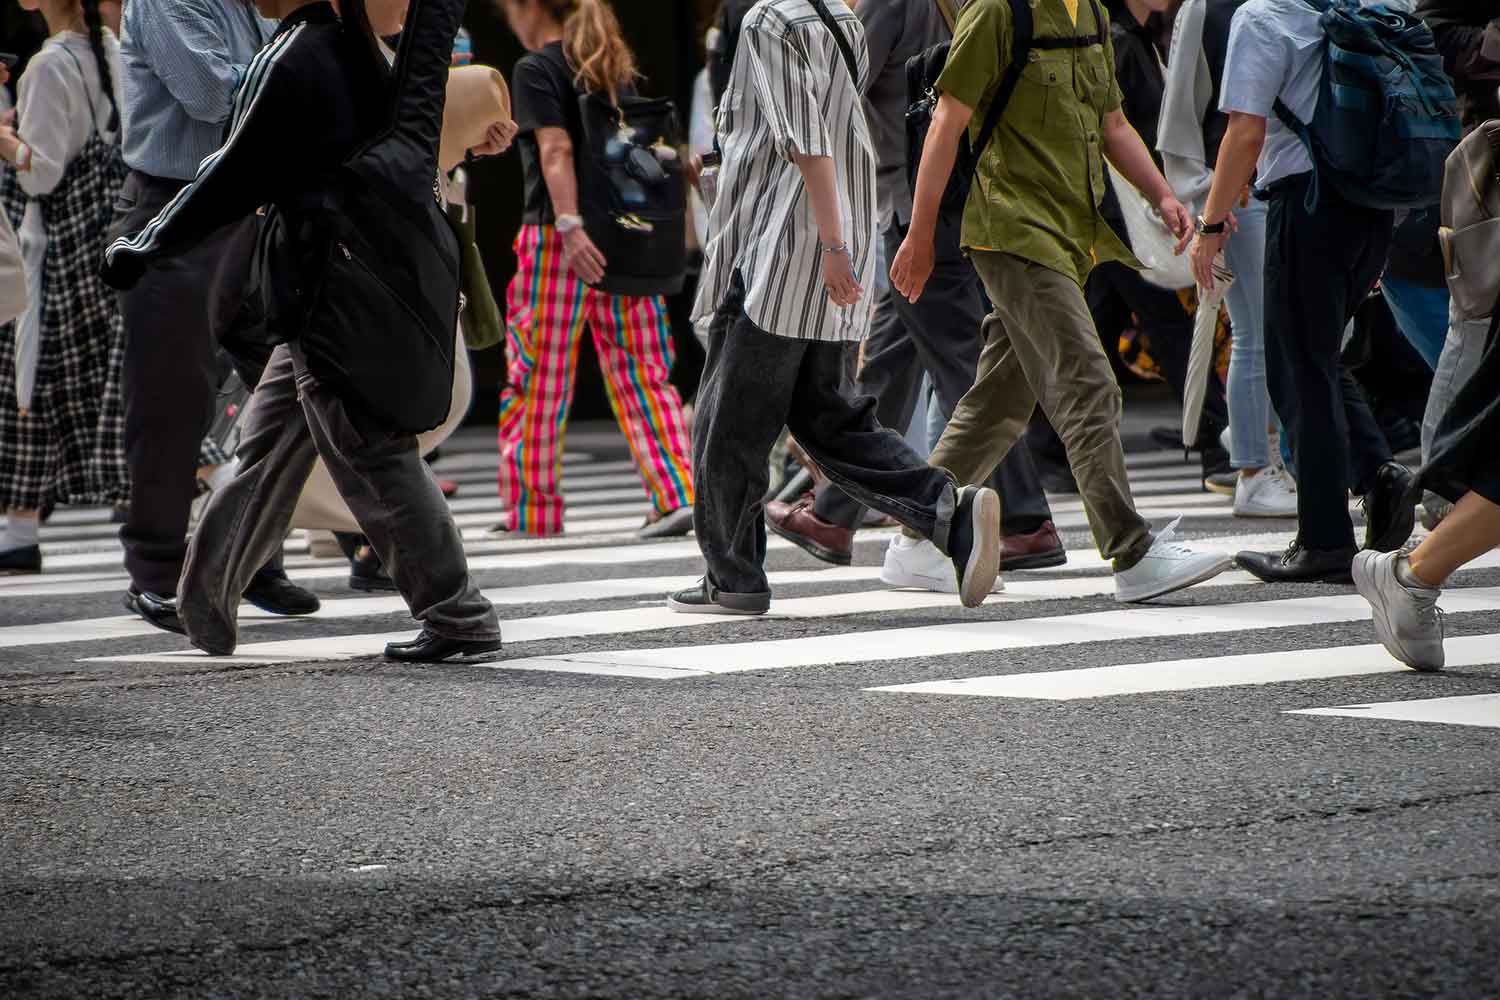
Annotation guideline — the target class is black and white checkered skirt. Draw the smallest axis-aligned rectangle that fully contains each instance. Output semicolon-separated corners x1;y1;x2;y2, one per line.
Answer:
0;133;129;510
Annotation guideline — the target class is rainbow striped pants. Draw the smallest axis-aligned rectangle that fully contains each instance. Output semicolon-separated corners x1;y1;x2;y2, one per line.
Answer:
498;225;694;535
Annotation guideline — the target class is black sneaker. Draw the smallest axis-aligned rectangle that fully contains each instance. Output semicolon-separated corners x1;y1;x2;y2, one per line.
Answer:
243;570;321;616
0;545;41;575
1360;462;1418;553
666;578;770;615
335;532;397;592
947;485;1002;609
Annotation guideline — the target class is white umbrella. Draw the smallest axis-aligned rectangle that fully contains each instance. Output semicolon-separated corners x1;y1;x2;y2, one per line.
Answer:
1182;252;1236;447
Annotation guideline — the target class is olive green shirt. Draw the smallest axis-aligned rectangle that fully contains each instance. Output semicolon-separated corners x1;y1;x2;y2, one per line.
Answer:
936;0;1137;285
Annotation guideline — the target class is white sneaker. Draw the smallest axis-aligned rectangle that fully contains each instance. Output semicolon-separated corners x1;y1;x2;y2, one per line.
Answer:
880;535;1005;595
1113;517;1234;603
1352;550;1444;670
1233;466;1298;518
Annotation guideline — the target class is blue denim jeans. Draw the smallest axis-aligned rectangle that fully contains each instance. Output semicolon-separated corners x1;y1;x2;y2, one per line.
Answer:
1382;275;1449;371
1222;197;1274;469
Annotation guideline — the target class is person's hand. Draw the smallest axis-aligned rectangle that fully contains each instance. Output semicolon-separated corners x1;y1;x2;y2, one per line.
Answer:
469;119;518;158
687;153;703;190
0;63;10;91
1190;228;1230;292
1158;194;1195;255
821;246;862;308
0;109;21;166
889;231;935;303
561;225;607;285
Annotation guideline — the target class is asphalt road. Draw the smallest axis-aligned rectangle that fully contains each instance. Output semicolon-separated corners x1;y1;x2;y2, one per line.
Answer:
2;425;1497;999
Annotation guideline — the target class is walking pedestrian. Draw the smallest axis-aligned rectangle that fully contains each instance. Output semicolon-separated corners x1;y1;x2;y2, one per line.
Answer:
1158;0;1297;519
101;0;504;663
1413;0;1500;529
496;0;695;540
109;0;319;629
1094;0;1233;488
678;0;1003;616
1354;315;1500;671
1197;0;1421;584
892;0;1235;604
0;0;127;575
763;0;1065;593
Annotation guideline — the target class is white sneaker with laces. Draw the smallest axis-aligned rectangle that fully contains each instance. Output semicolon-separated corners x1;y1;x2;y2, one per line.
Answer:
1113;517;1234;603
1352;549;1444;670
1233;466;1298;518
880;535;1004;595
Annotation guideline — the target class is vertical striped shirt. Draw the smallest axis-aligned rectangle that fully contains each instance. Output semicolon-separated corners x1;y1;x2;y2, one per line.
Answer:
692;0;878;343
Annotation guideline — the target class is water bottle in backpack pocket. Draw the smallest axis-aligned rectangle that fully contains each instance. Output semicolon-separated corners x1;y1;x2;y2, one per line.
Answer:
576;93;688;297
1274;0;1460;212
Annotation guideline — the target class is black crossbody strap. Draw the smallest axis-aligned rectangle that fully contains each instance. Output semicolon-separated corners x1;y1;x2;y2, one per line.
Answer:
810;0;861;88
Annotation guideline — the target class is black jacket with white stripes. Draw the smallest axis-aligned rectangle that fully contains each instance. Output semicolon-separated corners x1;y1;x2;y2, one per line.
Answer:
100;2;390;291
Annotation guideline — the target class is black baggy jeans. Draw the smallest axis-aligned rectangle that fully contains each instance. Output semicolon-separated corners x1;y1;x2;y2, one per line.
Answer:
109;170;276;595
693;275;960;596
1265;174;1394;552
811;218;1054;534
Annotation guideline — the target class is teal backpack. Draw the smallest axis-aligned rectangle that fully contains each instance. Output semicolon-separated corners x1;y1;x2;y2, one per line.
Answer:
1274;0;1460;212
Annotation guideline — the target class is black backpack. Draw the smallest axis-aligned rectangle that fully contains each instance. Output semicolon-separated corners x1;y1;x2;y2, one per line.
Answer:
295;0;464;435
576;93;688;297
905;0;1105;216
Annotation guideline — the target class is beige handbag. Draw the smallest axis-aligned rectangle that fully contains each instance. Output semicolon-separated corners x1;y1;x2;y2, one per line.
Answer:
1439;119;1500;320
0;207;25;327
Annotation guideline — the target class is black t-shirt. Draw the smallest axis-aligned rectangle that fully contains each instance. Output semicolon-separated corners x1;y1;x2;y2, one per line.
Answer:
512;41;586;225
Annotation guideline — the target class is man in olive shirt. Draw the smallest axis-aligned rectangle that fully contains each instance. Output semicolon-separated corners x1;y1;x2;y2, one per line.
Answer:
892;0;1233;602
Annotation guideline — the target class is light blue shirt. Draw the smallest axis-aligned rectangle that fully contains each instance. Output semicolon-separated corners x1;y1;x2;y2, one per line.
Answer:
119;0;274;180
1219;0;1414;191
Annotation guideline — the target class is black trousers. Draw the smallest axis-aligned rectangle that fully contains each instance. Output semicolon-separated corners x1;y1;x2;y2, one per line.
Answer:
811;218;1053;534
694;275;959;596
1089;260;1229;444
108;170;274;595
1265;175;1394;551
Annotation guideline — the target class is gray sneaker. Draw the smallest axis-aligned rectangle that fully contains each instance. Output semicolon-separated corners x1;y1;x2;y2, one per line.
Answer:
1352;550;1444;671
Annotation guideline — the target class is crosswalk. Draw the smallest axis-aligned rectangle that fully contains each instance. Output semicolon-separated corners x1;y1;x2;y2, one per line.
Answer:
5;430;1499;732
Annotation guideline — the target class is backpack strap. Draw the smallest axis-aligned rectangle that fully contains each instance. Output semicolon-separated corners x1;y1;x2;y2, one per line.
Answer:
934;0;960;34
381;0;468;190
810;0;861;89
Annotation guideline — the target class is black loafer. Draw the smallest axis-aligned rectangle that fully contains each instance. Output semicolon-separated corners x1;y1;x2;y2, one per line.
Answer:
1360;461;1418;553
0;545;41;575
243;570;321;616
383;628;504;663
123;588;187;635
1236;543;1356;584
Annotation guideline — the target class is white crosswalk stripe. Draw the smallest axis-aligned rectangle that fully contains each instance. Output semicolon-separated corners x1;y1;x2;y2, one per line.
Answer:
6;438;1498;732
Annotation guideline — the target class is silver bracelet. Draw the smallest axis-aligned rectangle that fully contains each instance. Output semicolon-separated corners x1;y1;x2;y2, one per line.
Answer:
821;241;851;256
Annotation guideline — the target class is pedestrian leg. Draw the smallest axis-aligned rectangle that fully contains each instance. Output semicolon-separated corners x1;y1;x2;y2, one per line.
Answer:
497;225;587;534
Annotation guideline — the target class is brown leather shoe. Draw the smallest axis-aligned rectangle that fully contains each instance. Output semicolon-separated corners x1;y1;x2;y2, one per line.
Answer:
1001;520;1067;571
766;493;853;566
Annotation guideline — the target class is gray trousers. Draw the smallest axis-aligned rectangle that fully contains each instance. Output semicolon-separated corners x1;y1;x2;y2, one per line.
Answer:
179;343;500;652
1421;300;1489;463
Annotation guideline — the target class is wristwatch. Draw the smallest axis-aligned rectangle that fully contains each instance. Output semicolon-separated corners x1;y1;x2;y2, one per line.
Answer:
1195;214;1228;236
555;213;584;234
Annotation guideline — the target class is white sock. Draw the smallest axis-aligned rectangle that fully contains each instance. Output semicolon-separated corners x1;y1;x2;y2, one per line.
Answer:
1;513;39;553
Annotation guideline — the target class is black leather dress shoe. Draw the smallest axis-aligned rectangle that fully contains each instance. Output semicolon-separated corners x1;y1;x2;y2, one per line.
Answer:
0;545;41;575
1360;461;1418;553
383;629;504;663
123;588;186;635
1236;543;1356;584
243;570;321;616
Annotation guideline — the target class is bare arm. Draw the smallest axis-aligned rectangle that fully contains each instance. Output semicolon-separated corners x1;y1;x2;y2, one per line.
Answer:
791;151;860;307
537;126;606;284
890;93;971;303
1101;109;1191;245
1188;111;1265;291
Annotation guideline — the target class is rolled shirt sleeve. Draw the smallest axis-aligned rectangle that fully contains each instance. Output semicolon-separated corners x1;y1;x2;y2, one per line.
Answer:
934;0;1007;113
14;57;72;198
135;0;250;124
742;19;833;159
